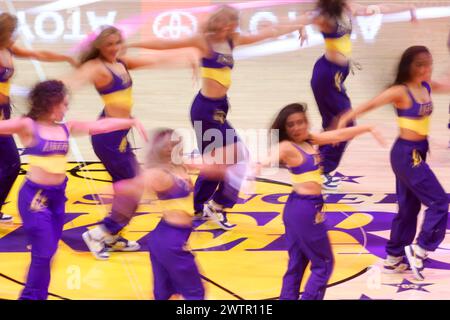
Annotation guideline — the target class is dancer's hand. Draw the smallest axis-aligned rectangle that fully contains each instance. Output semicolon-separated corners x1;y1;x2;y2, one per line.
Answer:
192;64;200;87
133;119;148;142
188;50;200;87
299;26;308;47
369;126;387;148
410;5;418;23
365;5;381;15
67;56;79;68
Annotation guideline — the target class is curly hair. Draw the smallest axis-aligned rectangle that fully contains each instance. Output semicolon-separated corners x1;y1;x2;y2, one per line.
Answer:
0;13;18;48
27;80;68;120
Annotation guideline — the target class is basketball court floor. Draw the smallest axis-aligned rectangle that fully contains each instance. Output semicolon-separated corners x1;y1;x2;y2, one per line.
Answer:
0;0;449;300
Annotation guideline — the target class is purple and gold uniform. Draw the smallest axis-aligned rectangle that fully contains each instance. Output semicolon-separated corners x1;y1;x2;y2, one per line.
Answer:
91;59;137;182
279;143;333;300
19;122;69;300
91;60;139;235
310;14;354;175
148;171;204;300
387;82;448;257
0;49;21;213
321;14;352;58
200;39;234;88
190;39;242;212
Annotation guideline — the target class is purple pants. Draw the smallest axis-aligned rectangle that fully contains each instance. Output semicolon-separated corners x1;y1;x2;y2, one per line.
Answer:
280;193;334;300
386;138;449;257
148;219;204;300
91;110;139;234
102;189;140;235
190;91;241;212
18;178;67;300
0;103;21;212
311;55;354;174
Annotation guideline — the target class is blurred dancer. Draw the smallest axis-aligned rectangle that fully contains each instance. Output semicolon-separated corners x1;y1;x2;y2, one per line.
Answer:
0;80;146;300
114;128;237;299
0;13;76;223
62;26;195;259
302;0;416;189
129;5;306;229
265;102;384;299
338;46;450;280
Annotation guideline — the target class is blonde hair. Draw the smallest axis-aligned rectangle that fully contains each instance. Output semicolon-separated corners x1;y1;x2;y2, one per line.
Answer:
0;13;18;48
204;5;239;34
79;26;122;64
145;128;182;168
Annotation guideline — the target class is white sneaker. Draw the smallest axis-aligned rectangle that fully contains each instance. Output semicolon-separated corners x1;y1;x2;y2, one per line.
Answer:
82;229;110;260
193;211;206;221
405;244;426;281
322;174;339;190
0;213;13;224
328;173;342;183
105;235;140;252
203;203;236;231
383;255;409;274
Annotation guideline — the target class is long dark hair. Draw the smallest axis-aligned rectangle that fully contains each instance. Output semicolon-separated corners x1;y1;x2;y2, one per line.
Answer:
79;26;122;64
270;103;308;143
27;80;67;120
316;0;348;18
392;46;431;86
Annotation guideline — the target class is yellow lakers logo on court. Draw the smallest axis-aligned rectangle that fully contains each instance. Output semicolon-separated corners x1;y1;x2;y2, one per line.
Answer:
0;162;378;300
